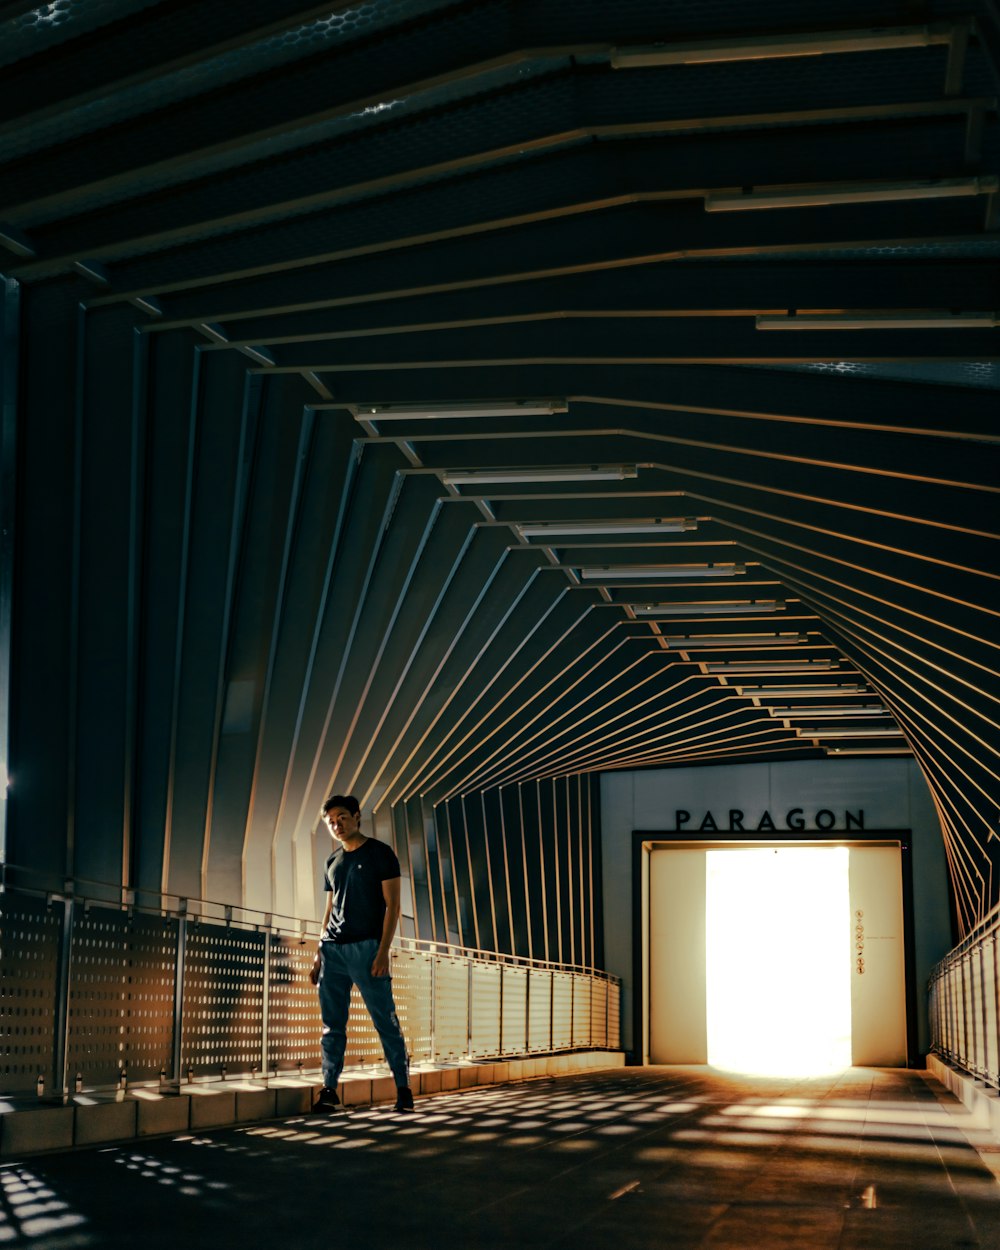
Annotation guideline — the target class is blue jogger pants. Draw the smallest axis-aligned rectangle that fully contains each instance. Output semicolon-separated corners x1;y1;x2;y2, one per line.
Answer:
317;938;409;1089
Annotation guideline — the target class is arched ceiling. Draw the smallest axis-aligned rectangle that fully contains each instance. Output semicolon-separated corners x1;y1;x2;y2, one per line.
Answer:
2;0;998;926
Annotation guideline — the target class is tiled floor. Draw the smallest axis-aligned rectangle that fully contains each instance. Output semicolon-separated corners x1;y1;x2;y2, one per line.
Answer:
1;1066;997;1249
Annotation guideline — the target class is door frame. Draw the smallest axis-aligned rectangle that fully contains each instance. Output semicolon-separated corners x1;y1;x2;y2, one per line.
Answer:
631;829;919;1067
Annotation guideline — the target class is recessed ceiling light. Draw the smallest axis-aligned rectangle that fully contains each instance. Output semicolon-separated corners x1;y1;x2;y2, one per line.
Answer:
520;517;697;537
632;600;783;616
704;660;837;673
666;633;806;649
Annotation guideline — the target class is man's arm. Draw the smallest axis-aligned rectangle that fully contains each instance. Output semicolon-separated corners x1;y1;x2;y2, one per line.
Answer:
310;894;334;985
371;877;401;977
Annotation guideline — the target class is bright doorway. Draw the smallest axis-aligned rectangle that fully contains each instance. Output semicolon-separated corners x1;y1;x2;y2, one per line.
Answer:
705;846;852;1075
646;841;908;1071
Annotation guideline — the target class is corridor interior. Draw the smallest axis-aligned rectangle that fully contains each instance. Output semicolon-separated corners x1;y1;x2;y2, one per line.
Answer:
2;1066;998;1250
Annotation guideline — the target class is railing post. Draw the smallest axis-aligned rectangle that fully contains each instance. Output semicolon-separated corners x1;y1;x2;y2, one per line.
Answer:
467;960;473;1060
261;927;271;1081
524;969;530;1053
498;964;504;1058
429;954;437;1064
978;941;989;1081
965;953;974;1072
549;970;554;1054
51;893;75;1101
993;933;1000;1088
171;905;188;1087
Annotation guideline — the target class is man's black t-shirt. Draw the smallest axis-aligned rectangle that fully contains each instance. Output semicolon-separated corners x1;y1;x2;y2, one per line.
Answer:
323;837;401;944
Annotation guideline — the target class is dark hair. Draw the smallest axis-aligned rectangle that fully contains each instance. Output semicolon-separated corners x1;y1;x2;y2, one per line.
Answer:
322;793;360;818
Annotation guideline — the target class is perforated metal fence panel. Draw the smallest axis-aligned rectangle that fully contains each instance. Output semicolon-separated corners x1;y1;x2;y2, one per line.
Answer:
571;975;592;1048
0;888;620;1092
552;972;573;1051
527;969;551;1053
433;955;469;1060
956;957;971;1071
469;962;501;1059
608;980;621;1050
969;950;986;1078
0;895;62;1094
67;908;178;1086
266;935;323;1072
591;976;609;1049
180;924;266;1077
501;965;527;1056
392;948;433;1062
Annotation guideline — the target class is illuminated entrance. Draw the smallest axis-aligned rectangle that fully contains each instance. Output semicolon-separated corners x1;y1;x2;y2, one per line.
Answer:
706;847;851;1075
645;841;908;1072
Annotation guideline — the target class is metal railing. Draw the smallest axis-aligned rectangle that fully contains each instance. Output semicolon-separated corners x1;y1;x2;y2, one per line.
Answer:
0;878;620;1098
928;902;1000;1090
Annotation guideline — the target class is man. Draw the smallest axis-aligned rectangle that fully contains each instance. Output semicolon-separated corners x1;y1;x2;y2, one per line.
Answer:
310;794;414;1112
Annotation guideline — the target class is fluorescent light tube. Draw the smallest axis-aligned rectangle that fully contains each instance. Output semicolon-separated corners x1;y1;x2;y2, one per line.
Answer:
770;705;889;717
756;311;999;330
734;684;866;697
666;633;806;649
826;747;911;756
581;563;746;579
796;726;907;738
520;517;697;537
611;24;953;67
632;600;783;616
444;464;637;485
355;399;568;420
705;660;837;674
705;176;997;212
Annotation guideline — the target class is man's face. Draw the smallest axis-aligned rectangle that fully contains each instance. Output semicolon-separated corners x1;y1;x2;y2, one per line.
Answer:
324;805;360;844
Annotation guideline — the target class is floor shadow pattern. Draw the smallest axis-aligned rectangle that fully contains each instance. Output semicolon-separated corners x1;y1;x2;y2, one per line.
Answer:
1;1067;998;1250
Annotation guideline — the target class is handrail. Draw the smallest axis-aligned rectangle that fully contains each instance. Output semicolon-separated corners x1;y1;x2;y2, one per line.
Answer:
0;860;617;982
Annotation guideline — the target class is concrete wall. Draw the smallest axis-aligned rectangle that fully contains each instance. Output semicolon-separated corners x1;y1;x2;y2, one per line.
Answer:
601;758;951;1060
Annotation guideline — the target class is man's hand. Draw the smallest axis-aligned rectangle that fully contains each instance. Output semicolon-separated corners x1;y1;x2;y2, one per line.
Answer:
309;952;322;985
371;949;391;978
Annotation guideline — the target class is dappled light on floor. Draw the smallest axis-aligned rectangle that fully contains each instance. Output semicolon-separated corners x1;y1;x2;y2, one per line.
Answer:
1;1068;998;1249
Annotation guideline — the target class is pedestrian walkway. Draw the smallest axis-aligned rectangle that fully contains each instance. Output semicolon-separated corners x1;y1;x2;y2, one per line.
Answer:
1;1066;998;1249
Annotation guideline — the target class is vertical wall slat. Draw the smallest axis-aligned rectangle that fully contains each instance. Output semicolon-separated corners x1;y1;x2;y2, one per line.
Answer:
0;278;19;863
122;328;150;892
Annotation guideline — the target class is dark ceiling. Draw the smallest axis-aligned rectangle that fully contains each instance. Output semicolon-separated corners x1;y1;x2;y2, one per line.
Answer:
1;0;998;930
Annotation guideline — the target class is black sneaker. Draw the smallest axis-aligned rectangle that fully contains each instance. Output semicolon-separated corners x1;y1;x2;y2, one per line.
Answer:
394;1086;414;1112
314;1086;341;1111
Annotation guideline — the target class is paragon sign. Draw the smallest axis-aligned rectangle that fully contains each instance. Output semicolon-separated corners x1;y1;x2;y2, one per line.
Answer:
673;808;865;832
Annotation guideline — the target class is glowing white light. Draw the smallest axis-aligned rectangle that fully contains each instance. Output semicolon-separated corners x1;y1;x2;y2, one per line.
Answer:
706;847;852;1076
359;101;401;117
31;4;64;28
